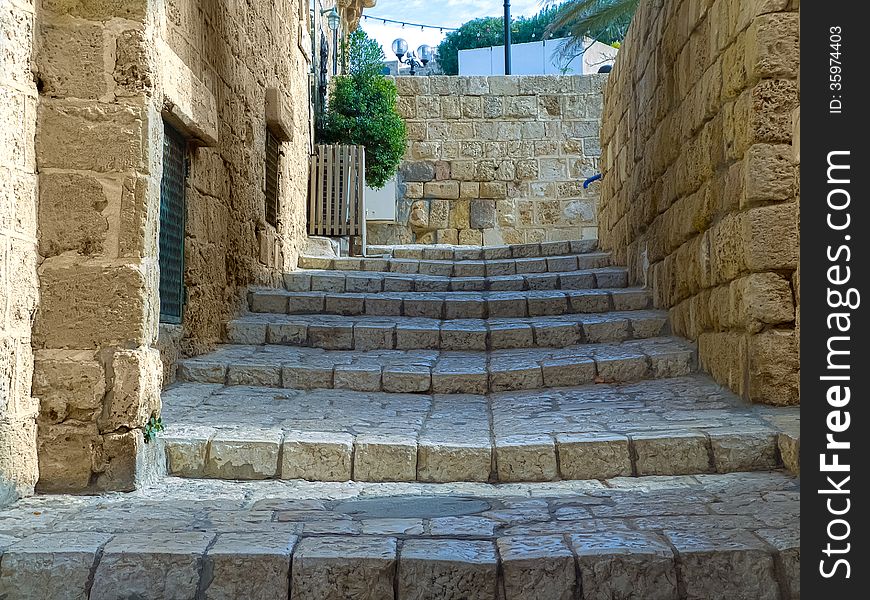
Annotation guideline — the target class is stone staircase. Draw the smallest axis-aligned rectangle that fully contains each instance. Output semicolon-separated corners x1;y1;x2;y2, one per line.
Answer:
0;241;799;599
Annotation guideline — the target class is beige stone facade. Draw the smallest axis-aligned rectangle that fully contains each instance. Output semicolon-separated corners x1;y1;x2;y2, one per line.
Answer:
373;75;605;246
0;0;40;505
598;0;800;406
0;0;368;502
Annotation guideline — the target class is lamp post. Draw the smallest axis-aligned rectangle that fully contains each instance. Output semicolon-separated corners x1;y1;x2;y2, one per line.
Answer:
322;6;341;75
392;38;433;75
504;0;512;74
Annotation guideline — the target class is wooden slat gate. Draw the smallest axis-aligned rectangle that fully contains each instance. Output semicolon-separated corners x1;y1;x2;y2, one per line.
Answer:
308;144;366;237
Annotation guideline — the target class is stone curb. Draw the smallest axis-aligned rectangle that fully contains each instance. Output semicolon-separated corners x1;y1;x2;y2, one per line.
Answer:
364;239;598;260
227;310;668;351
0;527;797;600
285;266;629;293
297;252;611;277
177;338;697;394
249;287;652;318
162;417;787;485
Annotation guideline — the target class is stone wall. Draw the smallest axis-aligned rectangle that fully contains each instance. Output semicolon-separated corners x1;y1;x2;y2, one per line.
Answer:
374;75;605;246
598;0;800;405
32;0;165;493
29;0;319;493
159;0;316;370
0;0;40;506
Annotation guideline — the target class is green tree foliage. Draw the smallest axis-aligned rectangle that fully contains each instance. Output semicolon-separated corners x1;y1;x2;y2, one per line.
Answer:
317;29;407;189
547;0;639;50
437;4;572;75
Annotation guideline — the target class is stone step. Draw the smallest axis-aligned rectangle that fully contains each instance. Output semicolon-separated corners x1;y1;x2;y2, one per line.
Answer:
0;473;799;599
297;251;612;277
366;238;599;260
249;286;652;318
284;266;628;293
227;310;669;351
160;375;799;484
178;337;697;393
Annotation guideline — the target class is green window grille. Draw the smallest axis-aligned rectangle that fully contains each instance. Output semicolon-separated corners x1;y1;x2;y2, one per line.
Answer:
265;128;280;227
159;122;188;324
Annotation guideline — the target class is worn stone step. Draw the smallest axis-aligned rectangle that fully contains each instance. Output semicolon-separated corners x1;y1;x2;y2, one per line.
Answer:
0;473;799;599
284;266;629;293
249;286;652;318
178;337;696;393
160;375;799;484
366;239;599;260
227;310;668;351
297;251;612;277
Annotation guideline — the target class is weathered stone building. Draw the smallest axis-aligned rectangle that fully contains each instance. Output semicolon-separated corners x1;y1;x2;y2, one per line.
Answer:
1;0;374;504
374;74;605;246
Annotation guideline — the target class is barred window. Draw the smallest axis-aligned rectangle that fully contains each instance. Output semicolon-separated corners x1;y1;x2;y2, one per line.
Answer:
265;128;280;227
158;121;188;324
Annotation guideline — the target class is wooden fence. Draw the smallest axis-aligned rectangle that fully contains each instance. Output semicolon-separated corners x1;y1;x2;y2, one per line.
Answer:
308;144;366;237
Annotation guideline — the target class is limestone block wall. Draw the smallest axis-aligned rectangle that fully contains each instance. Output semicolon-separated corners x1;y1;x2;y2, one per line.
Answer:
32;0;165;493
0;0;39;506
598;0;800;405
159;0;316;371
376;75;604;246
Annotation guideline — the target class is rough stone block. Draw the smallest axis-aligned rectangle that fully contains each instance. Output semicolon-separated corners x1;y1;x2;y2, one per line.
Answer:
417;439;492;482
495;435;558;482
709;428;779;472
632;431;712;476
281;431;353;482
33;260;149;349
398;540;498;600
557;433;632;480
334;364;382;391
569;531;678;600
37;22;107;99
101;347;162;430
497;535;576;600
32;350;105;424
37;101;146;172
291;537;397;600
205;428;282;479
163;424;215;478
202;533;297;600
0;532;111;600
91;532;214;600
666;529;779;600
382;364;432;393
354;434;417;482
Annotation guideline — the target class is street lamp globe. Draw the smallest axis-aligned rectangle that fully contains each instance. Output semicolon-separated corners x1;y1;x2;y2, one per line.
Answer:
417;44;433;65
391;38;409;60
322;6;341;31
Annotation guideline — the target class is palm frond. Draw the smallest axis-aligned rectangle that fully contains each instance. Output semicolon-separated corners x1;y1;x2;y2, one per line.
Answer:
546;0;639;47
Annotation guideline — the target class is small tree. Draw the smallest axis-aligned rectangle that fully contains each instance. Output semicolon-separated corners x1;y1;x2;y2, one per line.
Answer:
317;29;407;189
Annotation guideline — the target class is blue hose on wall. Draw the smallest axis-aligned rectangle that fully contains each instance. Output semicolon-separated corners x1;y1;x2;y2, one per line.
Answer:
583;174;602;188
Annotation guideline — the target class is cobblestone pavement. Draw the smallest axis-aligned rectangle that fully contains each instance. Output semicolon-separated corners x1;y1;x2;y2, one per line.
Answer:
0;473;799;599
161;376;799;483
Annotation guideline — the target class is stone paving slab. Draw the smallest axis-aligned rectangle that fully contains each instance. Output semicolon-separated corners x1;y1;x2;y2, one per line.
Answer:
364;239;599;260
283;266;629;293
178;337;697;394
298;251;611;275
249;287;651;318
298;254;611;277
228;309;667;350
159;376;799;483
0;473;799;599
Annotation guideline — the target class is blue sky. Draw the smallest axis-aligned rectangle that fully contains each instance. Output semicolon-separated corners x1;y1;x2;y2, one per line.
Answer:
360;0;547;60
